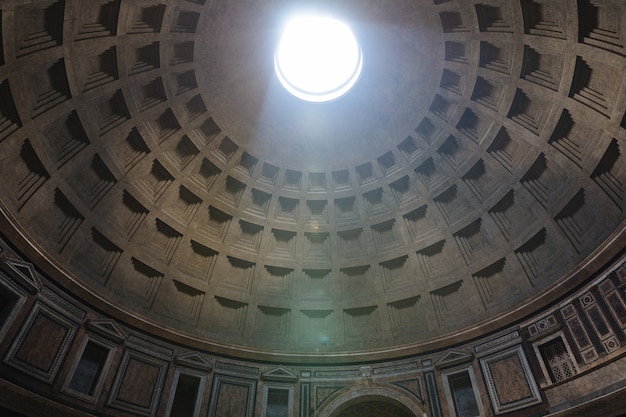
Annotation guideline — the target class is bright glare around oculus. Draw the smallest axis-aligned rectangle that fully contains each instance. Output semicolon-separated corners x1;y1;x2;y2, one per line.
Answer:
275;15;363;102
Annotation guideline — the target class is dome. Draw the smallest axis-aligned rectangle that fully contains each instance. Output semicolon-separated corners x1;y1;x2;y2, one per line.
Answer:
0;0;624;366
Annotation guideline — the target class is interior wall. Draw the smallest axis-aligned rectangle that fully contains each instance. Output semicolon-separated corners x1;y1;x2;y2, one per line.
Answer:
0;236;626;417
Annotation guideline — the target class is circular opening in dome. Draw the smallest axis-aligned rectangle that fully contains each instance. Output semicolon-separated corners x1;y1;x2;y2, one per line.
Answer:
275;15;363;103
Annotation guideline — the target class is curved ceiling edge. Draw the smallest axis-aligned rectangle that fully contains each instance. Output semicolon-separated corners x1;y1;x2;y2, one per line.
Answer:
2;205;624;364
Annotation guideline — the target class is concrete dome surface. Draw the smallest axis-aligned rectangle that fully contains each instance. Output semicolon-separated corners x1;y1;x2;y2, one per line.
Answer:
0;0;624;362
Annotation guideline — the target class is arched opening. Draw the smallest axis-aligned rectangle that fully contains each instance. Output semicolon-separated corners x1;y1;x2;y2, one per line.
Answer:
318;386;425;417
329;400;414;417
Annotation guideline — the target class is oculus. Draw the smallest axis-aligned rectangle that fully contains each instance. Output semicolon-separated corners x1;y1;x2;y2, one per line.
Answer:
275;15;363;102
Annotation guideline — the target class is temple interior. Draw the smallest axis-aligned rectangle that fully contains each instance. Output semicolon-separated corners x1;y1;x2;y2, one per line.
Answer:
0;0;625;416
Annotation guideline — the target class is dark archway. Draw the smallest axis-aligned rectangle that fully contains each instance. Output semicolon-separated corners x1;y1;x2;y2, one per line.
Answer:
331;400;414;417
318;386;425;417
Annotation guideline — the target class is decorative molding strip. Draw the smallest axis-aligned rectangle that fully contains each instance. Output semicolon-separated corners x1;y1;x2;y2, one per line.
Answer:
475;331;521;354
373;362;419;376
215;361;259;377
127;334;173;359
40;286;86;321
314;369;360;378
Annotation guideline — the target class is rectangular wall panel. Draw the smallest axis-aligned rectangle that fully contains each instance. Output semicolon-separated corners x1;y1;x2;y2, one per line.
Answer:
4;302;78;383
208;374;256;417
107;349;169;416
480;345;542;414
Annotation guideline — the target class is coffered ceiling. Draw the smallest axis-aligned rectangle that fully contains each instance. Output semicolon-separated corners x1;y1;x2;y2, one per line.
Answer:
0;0;624;361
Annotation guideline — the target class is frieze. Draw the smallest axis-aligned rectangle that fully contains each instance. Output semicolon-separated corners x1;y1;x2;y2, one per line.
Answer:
314;369;360;378
373;362;419;375
474;331;520;353
41;286;86;321
215;361;259;376
127;334;174;358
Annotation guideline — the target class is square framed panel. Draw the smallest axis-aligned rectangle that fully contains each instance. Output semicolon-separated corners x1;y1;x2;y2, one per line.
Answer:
208;374;256;417
107;348;169;416
480;345;542;414
4;301;79;383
